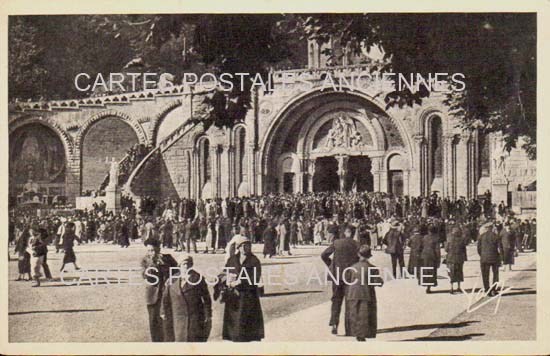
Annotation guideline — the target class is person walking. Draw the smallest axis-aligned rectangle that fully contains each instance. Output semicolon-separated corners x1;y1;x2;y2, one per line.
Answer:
15;227;31;281
420;224;441;293
262;221;278;258
59;222;81;272
344;245;384;341
445;222;468;294
499;221;515;271
477;220;502;296
222;236;264;342
406;225;424;282
160;255;212;342
141;238;178;342
321;225;359;336
383;218;405;279
30;226;49;287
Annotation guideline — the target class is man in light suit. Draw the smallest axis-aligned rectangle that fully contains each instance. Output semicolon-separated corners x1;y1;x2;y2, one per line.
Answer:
141;238;178;342
321;225;359;336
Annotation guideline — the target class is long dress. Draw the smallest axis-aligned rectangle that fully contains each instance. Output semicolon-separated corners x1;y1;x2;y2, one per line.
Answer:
222;253;264;342
345;260;383;339
15;230;31;274
500;229;515;265
62;232;77;264
262;226;277;257
407;232;424;279
445;227;467;283
420;233;441;287
314;221;324;244
277;223;288;253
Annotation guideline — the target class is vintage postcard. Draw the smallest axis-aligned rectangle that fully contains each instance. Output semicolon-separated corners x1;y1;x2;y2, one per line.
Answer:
0;0;548;355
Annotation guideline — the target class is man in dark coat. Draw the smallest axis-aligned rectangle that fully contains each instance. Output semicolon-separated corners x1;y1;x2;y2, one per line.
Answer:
384;219;405;278
421;224;441;293
160;255;212;342
222;236;264;342
262;222;278;258
345;245;384;341
185;218;199;253
141;239;178;342
321;225;359;335
407;225;424;281
477;221;502;296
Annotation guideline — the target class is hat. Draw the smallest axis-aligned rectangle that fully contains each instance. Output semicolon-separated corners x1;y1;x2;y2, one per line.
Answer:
144;238;160;248
180;254;193;265
358;245;372;259
234;235;251;249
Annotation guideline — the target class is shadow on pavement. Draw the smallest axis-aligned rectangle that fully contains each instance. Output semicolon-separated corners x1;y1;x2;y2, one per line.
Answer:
407;332;485;341
9;309;104;316
379;320;480;334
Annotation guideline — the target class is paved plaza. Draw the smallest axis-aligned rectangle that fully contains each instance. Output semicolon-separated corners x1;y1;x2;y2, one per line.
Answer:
8;241;536;342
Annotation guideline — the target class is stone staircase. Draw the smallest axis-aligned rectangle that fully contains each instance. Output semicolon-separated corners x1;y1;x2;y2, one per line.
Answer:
122;120;200;199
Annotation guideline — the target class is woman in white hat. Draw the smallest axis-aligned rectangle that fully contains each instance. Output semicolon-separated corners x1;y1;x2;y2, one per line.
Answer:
222;236;264;342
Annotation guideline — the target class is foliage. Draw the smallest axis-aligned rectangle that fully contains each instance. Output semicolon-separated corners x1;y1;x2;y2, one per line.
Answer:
300;13;536;158
9;14;536;157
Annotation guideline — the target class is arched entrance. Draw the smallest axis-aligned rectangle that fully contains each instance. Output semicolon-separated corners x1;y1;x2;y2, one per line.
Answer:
260;90;410;194
81;117;139;193
9;122;67;205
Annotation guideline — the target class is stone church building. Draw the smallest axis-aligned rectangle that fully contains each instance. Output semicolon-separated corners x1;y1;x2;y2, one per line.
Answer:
8;40;536;211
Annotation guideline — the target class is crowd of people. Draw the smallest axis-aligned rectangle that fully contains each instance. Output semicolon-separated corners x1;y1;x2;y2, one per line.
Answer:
8;190;537;342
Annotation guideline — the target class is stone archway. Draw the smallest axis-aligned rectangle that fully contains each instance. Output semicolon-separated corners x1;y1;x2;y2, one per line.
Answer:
79;114;145;193
150;99;183;146
75;110;148;152
260;90;411;194
9;119;72;202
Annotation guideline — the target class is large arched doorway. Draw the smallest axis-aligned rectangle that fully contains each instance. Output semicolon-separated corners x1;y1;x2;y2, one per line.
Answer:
261;90;409;194
9;123;67;204
81;117;139;193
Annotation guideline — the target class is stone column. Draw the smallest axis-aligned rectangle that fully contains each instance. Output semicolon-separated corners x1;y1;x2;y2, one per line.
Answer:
371;157;382;192
403;169;410;196
227;145;235;197
248;143;256;196
442;134;455;198
412;134;426;196
308;158;316;193
210;145;221;198
336;155;349;192
65;152;81;205
455;132;471;199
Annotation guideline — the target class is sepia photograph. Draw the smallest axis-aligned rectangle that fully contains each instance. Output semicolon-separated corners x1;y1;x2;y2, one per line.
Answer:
1;2;547;354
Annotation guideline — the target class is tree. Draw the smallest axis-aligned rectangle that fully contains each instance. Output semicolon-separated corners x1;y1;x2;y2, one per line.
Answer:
300;13;536;158
9;14;536;158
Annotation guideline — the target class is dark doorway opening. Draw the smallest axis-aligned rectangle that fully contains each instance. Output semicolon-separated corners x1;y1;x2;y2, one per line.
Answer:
283;172;295;193
313;156;339;192
389;170;404;196
346;156;373;192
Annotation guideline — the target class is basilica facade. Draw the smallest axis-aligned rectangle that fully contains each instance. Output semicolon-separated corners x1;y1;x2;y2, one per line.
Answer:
8;46;536;209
